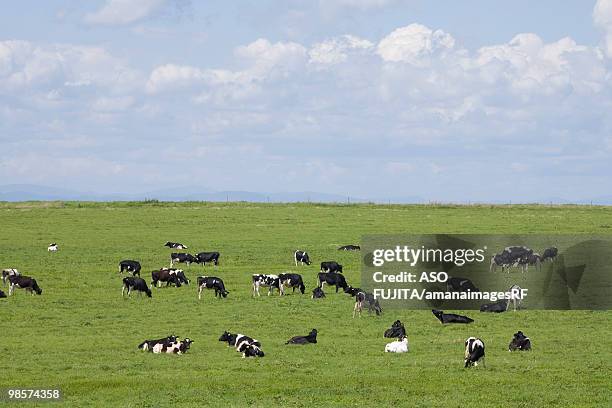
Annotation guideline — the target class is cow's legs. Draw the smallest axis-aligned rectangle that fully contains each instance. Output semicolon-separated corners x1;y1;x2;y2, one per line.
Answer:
198;285;203;300
9;283;14;296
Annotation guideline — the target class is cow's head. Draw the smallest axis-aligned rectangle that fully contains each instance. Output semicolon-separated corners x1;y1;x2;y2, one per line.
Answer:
219;331;232;342
176;271;189;285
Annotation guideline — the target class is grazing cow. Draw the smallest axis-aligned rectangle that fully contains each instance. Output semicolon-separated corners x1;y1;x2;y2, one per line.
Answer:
122;277;152;298
311;287;325;299
197;276;229;299
252;274;281;296
153;338;193;354
165;241;188;249
218;331;261;348
432;309;473;324
119;260;141;276
384;320;406;338
317;272;348;293
480;299;508;313
151;268;188;288
338;245;360;251
47;243;58;252
8;275;42;296
0;289;6;298
278;273;306;295
385;336;409;353
506;284;523;311
508;331;532;351
170;253;197;267
320;261;343;273
517;253;541;272
286;329;318;344
345;286;382;316
353;290;366;318
294;250;311;266
446;277;480;292
138;335;178;352
2;268;19;285
464;337;485;368
490;246;534;273
541;247;558;263
195;252;220;266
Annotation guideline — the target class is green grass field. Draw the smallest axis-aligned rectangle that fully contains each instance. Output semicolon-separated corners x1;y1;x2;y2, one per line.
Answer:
1;202;611;407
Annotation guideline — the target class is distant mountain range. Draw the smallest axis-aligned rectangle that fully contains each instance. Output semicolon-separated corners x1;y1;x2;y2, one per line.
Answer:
0;184;610;205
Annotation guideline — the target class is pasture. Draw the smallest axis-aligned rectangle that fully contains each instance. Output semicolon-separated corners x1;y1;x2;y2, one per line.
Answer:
0;202;611;407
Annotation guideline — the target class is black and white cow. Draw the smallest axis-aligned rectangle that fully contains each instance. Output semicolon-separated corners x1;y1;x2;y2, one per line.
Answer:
517;253;541;272
8;275;42;296
278;273;305;295
490;246;534;273
153;338;193;354
480;299;508;313
446;277;480;292
151;268;188;288
170;253;197;267
384;320;406;338
294;250;311;266
218;331;261;348
252;274;281;296
165;241;188;249
122;277;152;297
311;287;325;299
240;343;265;358
464;337;485;367
317;272;348;293
47;243;58;252
195;252;220;266
197;276;229;299
2;268;19;285
119;260;141;276
432;309;473;324
338;245;360;251
138;335;178;352
541;247;558;263
286;329;318;344
506;284;524;311
508;331;532;351
345;286;382;316
320;261;343;273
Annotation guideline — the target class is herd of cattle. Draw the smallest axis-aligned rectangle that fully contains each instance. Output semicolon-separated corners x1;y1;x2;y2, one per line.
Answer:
2;241;541;367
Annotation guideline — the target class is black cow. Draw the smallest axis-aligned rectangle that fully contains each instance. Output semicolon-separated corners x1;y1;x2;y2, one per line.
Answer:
122;277;152;297
384;320;406;338
2;268;19;285
508;331;532;351
195;252;220;266
338;245;360;251
294;250;311;266
138;335;178;352
197;276;229;299
311;287;325;299
480;299;508;313
541;247;558;262
432;309;473;324
278;273;305;295
165;241;188;249
464;337;485;367
345;286;382;316
252;274;281;296
151;268;188;288
517;253;541;272
170;253;197;267
317;272;348;293
286;329;318;344
446;277;480;292
119;260;141;276
8;275;42;296
320;261;343;273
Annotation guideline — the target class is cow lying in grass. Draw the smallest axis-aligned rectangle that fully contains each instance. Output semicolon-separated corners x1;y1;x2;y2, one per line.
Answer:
153;338;193;354
385;336;408;353
432;309;473;324
312;287;325;299
464;337;485;367
384;320;406;338
286;329;317;344
219;331;264;358
138;335;177;351
480;299;508;313
508;331;531;351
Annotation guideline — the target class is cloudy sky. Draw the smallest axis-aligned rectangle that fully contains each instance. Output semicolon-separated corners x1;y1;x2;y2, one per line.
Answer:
1;0;612;202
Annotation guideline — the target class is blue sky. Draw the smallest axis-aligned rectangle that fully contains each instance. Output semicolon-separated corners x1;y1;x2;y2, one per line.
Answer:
1;0;612;201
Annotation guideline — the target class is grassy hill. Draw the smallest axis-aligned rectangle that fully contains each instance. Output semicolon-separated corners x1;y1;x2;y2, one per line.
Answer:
0;202;611;407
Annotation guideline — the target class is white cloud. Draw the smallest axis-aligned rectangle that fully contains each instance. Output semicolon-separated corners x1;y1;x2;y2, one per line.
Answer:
309;35;373;65
377;24;456;65
84;0;166;25
594;0;612;57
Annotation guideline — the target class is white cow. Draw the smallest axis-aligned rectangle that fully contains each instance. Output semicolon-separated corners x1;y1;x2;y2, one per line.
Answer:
48;243;58;252
385;336;409;353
